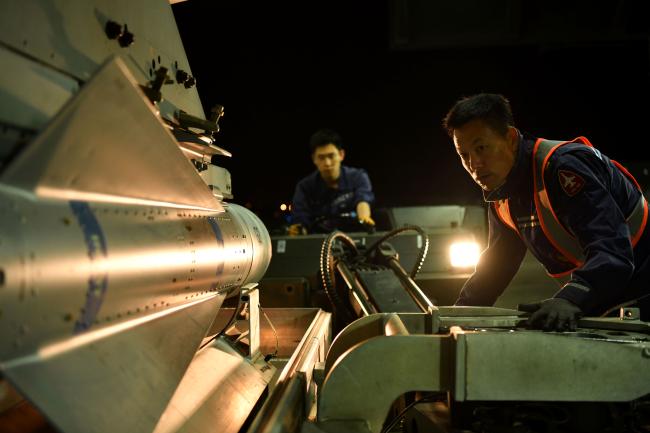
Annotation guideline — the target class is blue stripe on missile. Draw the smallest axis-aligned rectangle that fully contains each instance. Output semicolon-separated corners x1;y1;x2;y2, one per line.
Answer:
207;217;225;275
69;201;109;333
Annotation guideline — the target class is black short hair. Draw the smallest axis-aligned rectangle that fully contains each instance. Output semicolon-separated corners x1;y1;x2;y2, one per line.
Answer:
309;128;343;154
442;93;514;137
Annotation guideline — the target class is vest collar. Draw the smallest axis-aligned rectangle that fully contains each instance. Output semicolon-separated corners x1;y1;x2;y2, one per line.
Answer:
484;131;533;202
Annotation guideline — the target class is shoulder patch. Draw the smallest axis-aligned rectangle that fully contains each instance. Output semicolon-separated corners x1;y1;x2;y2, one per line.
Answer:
558;169;585;196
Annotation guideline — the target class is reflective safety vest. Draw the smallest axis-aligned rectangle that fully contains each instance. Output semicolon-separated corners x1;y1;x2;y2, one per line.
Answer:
494;137;648;278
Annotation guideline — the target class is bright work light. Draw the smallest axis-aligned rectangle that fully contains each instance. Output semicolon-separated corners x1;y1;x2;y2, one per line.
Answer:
449;241;480;268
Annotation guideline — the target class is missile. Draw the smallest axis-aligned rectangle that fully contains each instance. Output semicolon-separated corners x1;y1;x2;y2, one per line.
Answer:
0;56;272;433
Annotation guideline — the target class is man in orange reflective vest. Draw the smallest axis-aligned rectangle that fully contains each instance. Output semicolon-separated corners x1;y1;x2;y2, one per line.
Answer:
443;93;649;331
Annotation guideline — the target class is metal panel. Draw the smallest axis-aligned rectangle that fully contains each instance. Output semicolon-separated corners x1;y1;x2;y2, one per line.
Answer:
457;329;650;401
247;309;332;433
153;337;276;433
0;44;79;131
267;231;474;278
0;0;204;121
389;205;467;229
318;334;453;433
324;312;435;375
259;278;310;308
1;55;222;212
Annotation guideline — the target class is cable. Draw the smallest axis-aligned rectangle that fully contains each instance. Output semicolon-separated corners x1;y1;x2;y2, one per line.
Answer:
380;393;442;433
319;230;359;320
319;226;429;317
198;294;245;350
365;225;429;278
259;303;279;362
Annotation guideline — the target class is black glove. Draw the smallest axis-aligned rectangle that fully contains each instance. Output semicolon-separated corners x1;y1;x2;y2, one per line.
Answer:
518;298;582;332
360;219;376;234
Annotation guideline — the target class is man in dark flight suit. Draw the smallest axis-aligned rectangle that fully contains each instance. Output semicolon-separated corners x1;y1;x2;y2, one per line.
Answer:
444;93;649;331
290;129;375;234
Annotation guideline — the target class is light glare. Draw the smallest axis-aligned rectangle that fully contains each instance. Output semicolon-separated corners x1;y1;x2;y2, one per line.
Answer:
449;241;480;268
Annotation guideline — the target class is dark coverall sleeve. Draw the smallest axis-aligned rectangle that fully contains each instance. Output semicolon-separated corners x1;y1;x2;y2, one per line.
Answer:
291;180;313;227
352;169;375;205
455;205;527;306
545;152;637;314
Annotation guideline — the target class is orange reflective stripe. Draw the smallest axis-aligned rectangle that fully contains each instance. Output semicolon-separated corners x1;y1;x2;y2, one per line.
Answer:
613;160;642;190
533;137;648;275
494;200;517;231
611;160;648;247
629;195;648;247
548;267;574;279
538;189;551;210
533;138;585;267
575;136;594;148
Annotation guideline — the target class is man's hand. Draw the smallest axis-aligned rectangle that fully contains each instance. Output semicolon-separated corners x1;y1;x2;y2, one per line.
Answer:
519;298;582;332
287;223;307;236
358;215;375;227
355;201;373;229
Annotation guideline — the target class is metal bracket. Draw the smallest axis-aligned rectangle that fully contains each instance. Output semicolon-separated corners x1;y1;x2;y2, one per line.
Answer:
620;307;640;320
241;283;260;358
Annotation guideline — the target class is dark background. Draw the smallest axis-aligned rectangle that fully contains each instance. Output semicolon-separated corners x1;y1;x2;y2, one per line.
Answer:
172;0;650;229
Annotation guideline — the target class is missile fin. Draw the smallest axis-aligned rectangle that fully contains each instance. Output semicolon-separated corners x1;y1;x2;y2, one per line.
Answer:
1;294;224;433
1;55;223;212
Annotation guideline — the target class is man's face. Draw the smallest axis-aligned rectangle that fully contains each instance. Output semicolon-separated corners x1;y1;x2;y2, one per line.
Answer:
312;143;345;182
453;119;517;191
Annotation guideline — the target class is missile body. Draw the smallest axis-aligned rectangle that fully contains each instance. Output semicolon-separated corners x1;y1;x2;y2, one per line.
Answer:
0;196;271;361
0;56;272;433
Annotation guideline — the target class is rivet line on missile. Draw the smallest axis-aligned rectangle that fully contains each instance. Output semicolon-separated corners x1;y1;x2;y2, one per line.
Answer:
0;297;219;369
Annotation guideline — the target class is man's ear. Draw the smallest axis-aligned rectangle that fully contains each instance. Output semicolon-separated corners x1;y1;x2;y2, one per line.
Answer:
508;126;518;149
339;149;346;161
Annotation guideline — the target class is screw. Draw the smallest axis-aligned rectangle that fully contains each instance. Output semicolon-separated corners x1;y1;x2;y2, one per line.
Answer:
118;24;135;47
105;20;122;39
